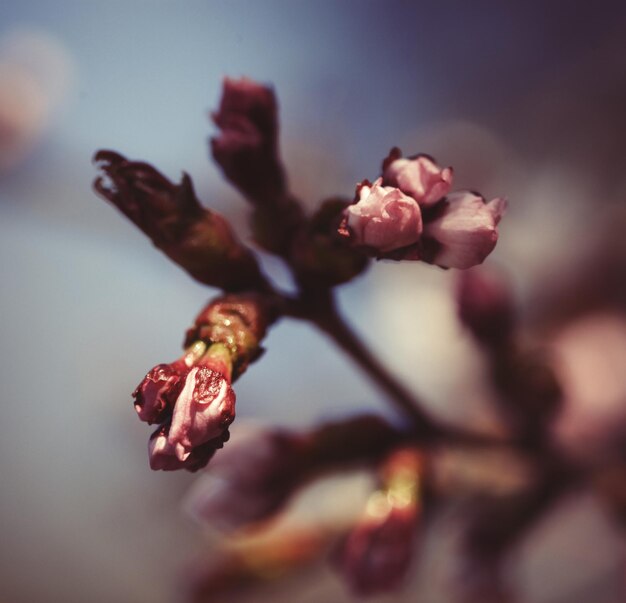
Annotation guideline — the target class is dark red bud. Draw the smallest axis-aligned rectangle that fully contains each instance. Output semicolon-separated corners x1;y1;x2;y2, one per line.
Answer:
133;362;185;424
211;77;285;206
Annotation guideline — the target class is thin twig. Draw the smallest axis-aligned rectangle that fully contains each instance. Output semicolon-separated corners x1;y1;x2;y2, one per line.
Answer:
280;289;439;434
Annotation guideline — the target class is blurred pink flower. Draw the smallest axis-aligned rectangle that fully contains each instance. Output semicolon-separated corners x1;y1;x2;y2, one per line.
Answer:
185;427;305;531
344;178;423;252
133;361;185;424
335;448;423;595
0;29;74;173
211;76;284;204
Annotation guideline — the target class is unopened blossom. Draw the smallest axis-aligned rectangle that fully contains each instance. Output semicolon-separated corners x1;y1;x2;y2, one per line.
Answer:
341;147;504;266
343;178;423;252
422;192;506;269
167;366;235;461
211;77;304;255
149;424;230;472
383;149;453;207
134;342;236;472
133;361;186;424
135;293;276;472
185;426;306;531
211;77;284;205
335;448;424;596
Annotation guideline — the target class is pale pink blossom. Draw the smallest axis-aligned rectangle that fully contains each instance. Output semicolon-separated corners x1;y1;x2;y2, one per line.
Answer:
344;178;423;252
423;192;506;269
383;154;453;207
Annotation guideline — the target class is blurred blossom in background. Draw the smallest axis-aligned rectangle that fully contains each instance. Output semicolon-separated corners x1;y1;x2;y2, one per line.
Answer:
0;1;625;602
0;28;74;171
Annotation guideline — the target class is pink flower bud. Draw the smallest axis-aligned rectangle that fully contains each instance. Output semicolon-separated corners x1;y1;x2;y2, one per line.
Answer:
185;427;305;531
133;362;185;424
148;423;229;472
337;502;418;596
211;77;285;204
383;151;453;207
167;367;236;462
343;178;423;252
422;192;506;269
335;448;423;595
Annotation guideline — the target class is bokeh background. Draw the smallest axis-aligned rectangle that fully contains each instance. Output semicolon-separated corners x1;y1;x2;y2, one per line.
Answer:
1;2;625;602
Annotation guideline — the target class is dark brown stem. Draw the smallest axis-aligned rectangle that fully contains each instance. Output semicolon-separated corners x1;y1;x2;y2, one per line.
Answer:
283;289;439;434
318;314;439;433
276;290;516;450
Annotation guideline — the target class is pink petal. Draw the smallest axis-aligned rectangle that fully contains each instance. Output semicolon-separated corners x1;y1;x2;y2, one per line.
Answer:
344;179;422;252
167;367;235;461
149;424;226;472
423;192;505;269
384;155;453;207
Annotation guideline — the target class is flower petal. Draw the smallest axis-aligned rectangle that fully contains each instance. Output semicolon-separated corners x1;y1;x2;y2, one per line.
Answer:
344;179;422;252
167;367;236;461
423;192;506;269
133;363;184;424
149;423;228;472
383;154;453;207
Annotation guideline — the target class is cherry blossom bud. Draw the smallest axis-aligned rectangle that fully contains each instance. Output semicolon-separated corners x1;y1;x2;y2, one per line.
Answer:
211;77;285;205
422;191;506;269
137;340;237;472
133;361;185;424
149;423;230;472
456;267;515;345
93;150;267;292
336;448;424;596
185;427;307;531
166;366;235;462
342;178;423;253
383;148;453;207
211;77;304;256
